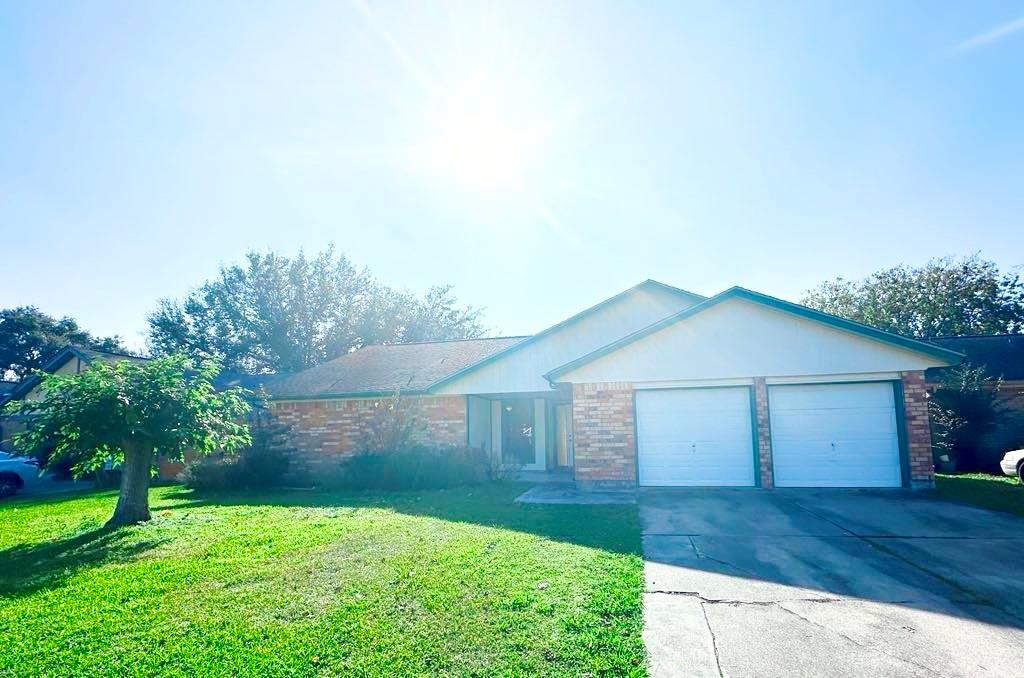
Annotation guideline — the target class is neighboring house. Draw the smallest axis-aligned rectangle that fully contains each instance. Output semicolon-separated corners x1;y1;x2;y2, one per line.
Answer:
927;334;1024;455
0;345;279;478
1;346;150;405
0;346;150;453
0;380;17;452
269;280;962;489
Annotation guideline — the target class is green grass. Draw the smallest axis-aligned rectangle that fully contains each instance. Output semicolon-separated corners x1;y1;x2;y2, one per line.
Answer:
0;483;645;677
935;472;1024;518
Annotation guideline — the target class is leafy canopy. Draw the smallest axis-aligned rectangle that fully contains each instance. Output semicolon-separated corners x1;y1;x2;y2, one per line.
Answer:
4;354;251;477
0;306;127;380
147;246;485;374
802;255;1024;338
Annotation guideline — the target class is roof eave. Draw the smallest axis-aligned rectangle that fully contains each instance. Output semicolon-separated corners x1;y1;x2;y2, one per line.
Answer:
269;388;430;402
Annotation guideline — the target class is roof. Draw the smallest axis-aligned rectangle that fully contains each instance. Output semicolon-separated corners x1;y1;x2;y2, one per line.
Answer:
926;334;1024;381
2;345;151;403
270;336;528;400
213;371;289;393
0;345;281;403
545;286;965;381
71;347;150;365
425;279;706;392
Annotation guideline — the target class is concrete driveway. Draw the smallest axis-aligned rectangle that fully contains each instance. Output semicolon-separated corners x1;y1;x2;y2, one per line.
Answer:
641;489;1024;677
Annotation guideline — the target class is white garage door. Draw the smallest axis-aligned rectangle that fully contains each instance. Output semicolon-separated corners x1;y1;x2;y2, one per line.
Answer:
769;382;902;488
636;387;755;487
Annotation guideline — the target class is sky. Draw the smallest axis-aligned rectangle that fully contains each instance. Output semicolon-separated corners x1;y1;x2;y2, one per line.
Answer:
2;1;1023;352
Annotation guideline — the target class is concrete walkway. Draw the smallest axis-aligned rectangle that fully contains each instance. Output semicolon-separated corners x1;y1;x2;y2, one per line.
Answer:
514;482;636;504
640;489;1024;677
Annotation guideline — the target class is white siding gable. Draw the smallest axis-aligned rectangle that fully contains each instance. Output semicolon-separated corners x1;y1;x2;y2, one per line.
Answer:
434;285;699;394
556;297;950;384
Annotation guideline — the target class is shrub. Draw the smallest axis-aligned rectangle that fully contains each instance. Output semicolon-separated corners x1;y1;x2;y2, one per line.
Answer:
930;363;1006;472
334;445;490;491
180;416;291;490
179;456;236;490
358;391;425;453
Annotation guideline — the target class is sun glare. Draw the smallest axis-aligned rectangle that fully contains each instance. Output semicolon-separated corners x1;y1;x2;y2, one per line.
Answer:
414;76;545;195
433;112;530;191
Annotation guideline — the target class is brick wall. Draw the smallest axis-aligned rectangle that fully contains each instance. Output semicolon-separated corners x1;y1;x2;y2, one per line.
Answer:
270;395;466;478
753;378;774;488
571;382;636;489
902;371;934;488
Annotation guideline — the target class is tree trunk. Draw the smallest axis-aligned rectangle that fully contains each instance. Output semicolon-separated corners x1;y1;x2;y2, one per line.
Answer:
106;443;154;528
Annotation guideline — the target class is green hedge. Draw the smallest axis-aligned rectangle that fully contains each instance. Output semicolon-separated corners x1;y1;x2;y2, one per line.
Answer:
334;445;490;491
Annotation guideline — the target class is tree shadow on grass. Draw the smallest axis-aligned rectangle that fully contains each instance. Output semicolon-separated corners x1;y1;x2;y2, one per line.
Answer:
157;482;642;557
0;527;166;597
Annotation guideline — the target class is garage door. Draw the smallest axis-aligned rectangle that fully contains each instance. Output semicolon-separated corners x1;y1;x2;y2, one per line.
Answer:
636;387;755;486
768;382;902;487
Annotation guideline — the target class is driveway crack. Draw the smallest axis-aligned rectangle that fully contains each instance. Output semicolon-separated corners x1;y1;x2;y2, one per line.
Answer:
699;601;724;678
685;535;762;578
646;590;871;605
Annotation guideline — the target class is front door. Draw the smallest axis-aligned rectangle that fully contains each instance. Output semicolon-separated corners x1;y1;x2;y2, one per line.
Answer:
502;399;535;467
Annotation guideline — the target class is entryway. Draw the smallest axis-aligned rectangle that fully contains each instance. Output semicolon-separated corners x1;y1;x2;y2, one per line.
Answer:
467;394;572;473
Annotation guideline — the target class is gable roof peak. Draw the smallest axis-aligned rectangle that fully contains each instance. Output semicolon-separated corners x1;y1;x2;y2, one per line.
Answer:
544;285;964;381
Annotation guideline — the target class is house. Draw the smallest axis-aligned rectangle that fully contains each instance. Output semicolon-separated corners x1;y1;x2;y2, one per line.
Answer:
0;345;281;477
269;280;962;489
1;346;150;406
0;346;150;453
926;334;1024;456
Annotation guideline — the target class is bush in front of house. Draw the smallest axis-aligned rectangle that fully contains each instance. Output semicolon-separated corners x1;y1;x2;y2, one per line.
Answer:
180;416;291;490
335;444;490;491
930;363;1008;472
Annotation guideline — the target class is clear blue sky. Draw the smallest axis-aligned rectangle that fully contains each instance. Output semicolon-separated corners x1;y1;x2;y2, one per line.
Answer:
2;1;1023;352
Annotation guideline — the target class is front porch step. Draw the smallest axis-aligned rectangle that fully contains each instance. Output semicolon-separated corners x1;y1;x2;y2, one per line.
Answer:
510;469;574;484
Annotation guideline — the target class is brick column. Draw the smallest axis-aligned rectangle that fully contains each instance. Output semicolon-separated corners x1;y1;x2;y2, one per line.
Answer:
753;378;774;488
901;371;934;488
572;382;636;490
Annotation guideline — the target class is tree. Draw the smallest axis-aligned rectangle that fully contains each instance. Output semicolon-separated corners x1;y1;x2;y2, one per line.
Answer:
4;354;251;527
802;255;1024;338
928;363;1006;472
0;306;128;380
147;246;485;373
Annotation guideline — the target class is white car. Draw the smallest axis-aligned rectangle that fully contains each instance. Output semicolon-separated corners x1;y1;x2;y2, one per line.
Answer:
0;452;49;498
1000;449;1024;484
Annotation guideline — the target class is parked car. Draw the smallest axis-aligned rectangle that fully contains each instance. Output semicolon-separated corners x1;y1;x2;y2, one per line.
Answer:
999;448;1024;484
0;452;48;498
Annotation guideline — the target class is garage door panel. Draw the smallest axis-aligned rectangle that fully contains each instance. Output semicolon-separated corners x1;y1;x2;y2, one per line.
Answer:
636;387;755;487
771;409;895;437
769;382;902;488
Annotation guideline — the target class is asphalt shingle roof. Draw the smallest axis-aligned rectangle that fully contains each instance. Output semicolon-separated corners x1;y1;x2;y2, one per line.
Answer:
269;336;528;399
928;334;1024;381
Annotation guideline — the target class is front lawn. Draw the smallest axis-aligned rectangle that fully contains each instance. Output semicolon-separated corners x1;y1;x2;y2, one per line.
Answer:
0;483;644;677
935;472;1024;518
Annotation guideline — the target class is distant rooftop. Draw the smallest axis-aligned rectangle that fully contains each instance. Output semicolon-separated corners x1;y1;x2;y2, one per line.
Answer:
928;334;1024;381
